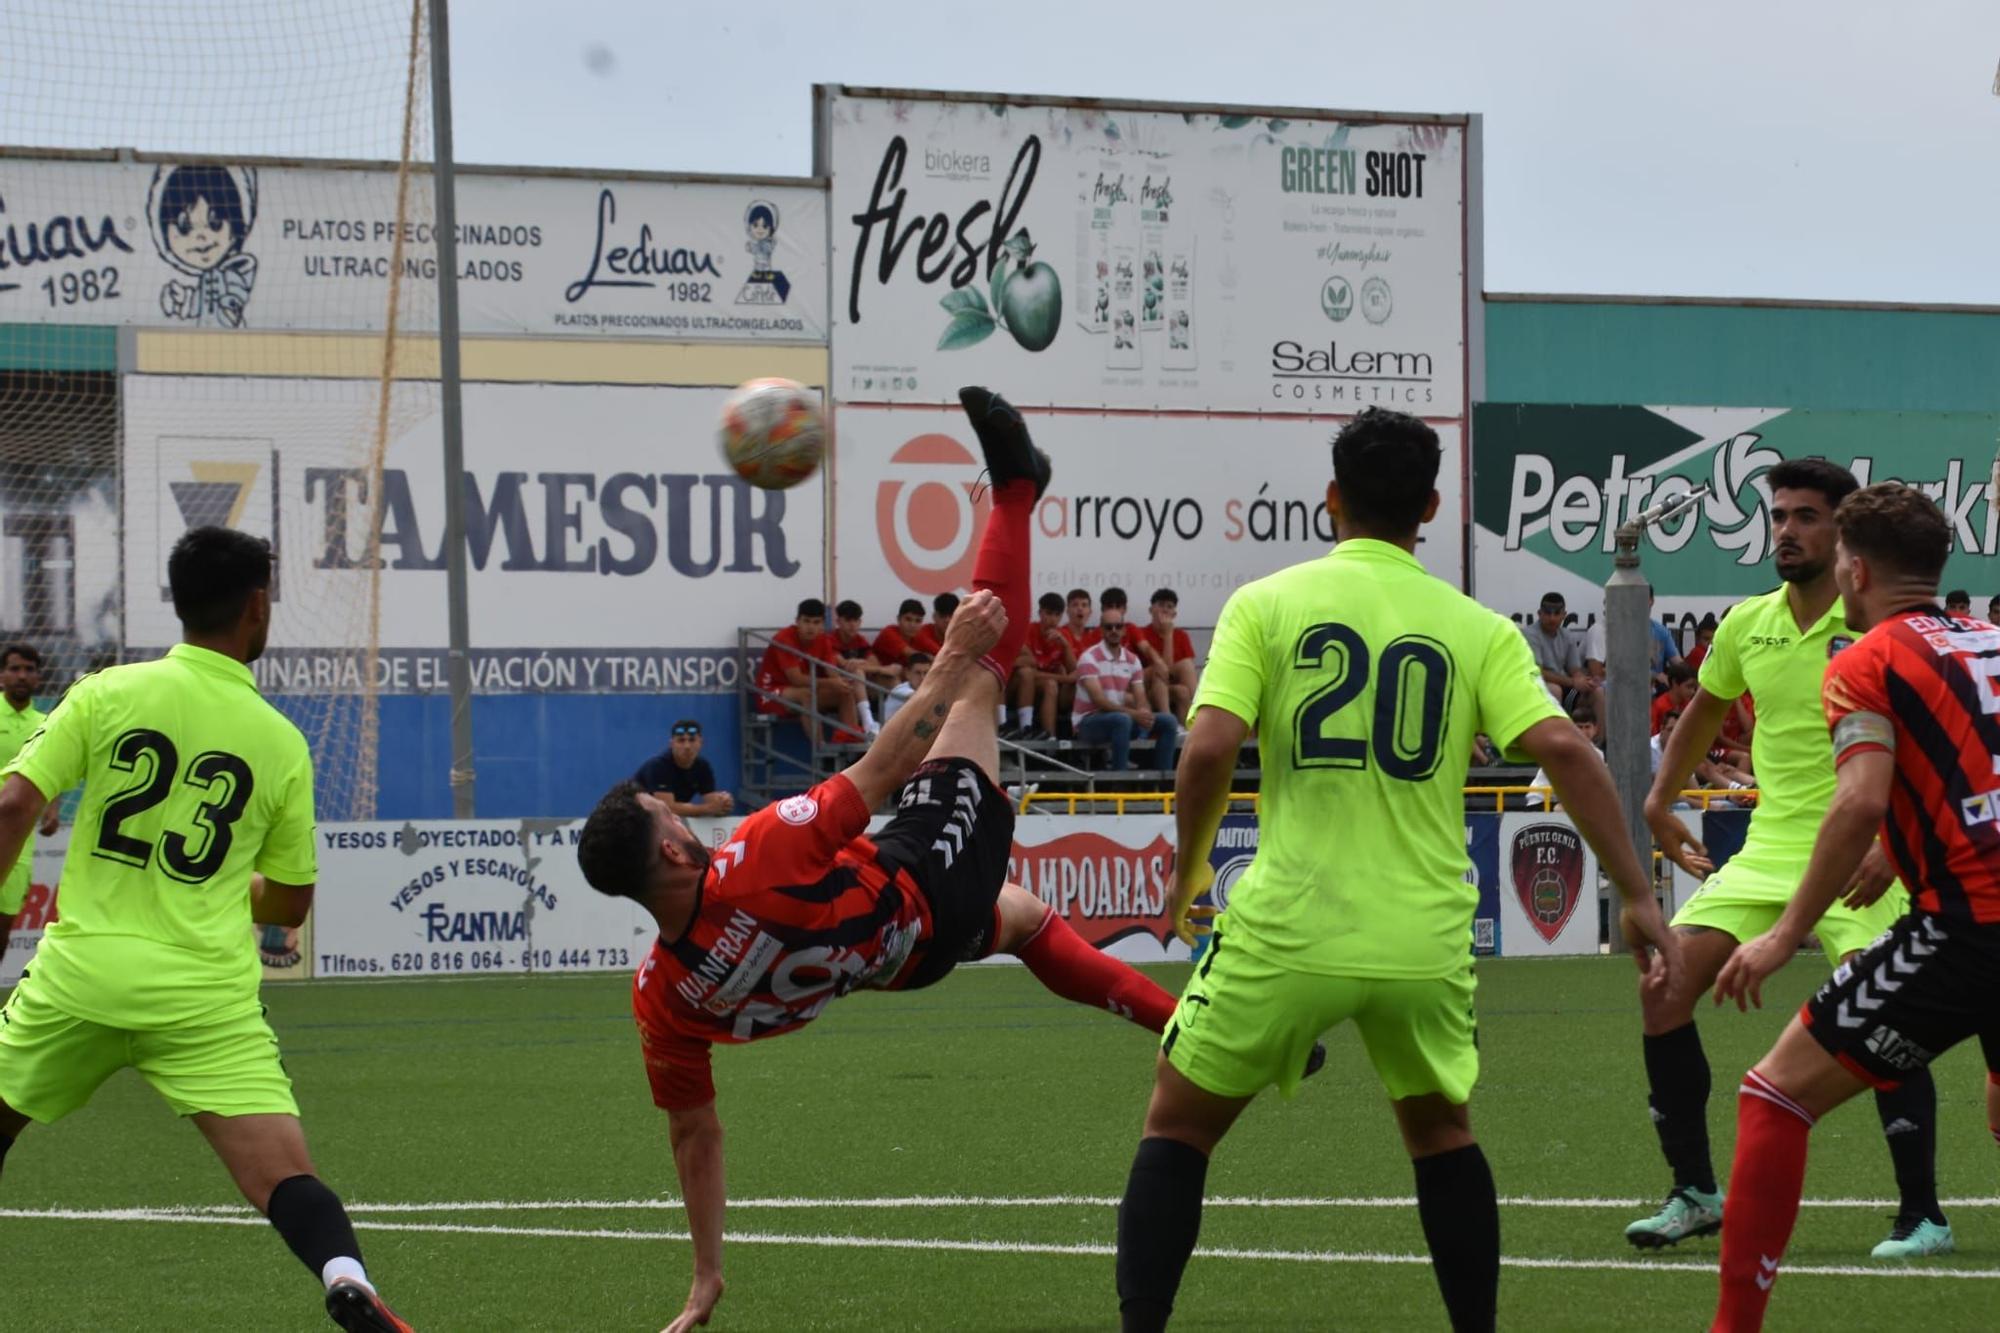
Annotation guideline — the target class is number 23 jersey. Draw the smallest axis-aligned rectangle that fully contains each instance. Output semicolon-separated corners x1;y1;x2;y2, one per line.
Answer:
5;644;318;1027
1195;539;1561;979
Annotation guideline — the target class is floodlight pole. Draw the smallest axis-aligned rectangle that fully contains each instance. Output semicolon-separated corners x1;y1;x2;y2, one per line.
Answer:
429;0;476;818
1605;483;1711;941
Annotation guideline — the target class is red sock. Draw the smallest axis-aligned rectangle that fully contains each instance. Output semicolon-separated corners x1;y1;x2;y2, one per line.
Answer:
1013;908;1175;1032
973;480;1035;684
1714;1070;1815;1333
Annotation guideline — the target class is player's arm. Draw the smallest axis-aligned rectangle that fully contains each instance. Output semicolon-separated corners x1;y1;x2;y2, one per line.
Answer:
1168;704;1248;944
251;873;315;928
666;1099;727;1333
1;680;93;880
1641;686;1734;876
840;590;1006;809
0;775;44;886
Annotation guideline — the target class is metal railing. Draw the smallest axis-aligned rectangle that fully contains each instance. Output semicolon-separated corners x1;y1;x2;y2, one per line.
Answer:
1020;786;1759;816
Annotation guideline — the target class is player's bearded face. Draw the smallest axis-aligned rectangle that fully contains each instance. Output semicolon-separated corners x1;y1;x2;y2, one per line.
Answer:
1771;488;1833;584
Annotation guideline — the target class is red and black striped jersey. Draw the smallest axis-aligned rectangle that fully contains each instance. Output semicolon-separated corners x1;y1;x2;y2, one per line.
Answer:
1822;609;2000;924
630;774;933;1110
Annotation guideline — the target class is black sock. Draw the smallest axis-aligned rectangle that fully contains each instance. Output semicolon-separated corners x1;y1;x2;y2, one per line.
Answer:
1116;1136;1208;1333
1413;1143;1499;1333
1642;1023;1716;1194
1876;1069;1945;1226
265;1175;364;1282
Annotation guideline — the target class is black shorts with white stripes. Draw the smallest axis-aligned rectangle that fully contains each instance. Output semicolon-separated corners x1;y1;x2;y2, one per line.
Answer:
1802;909;2000;1089
872;757;1016;990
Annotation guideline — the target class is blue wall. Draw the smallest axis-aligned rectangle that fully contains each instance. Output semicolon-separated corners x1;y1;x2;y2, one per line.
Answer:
274;693;743;821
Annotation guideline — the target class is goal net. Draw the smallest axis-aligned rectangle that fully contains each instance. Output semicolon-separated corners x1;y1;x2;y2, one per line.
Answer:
0;0;446;822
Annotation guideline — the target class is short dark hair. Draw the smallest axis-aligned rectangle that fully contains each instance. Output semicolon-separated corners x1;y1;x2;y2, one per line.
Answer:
671;719;701;737
1065;588;1090;604
1037;592;1064;614
1150;588;1178;607
168;526;272;635
1331;408;1441;533
834;599;863;620
1766;458;1858;512
932;592;959;617
2;644;42;669
898;598;924;618
1665;660;1697;687
1944;589;1971;607
1835;483;1950;584
1100;586;1128;610
1538;592;1566;613
907;652;934;668
796;598;827;619
577;780;654;899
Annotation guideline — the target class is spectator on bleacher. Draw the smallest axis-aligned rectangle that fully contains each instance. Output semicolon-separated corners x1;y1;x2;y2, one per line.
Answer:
1647;593;1685;691
633;719;734;817
1988;594;2000;623
1026;592;1076;740
1130;587;1198;724
1650;660;1698;735
1060;587;1098;658
1524;592;1590;705
870;598;926;676
1945;588;1972;616
1073;609;1181;773
911;592;956;657
1001;643;1040;742
1653;708;1753;808
880;652;930;723
752;598;863;741
830;600;891;736
1526;708;1602;809
1685;613;1718;670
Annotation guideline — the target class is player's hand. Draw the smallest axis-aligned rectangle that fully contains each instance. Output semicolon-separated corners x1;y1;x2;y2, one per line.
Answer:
942;589;1007;660
1167;858;1217;947
1619;899;1681;1000
1646;802;1712;879
1713;928;1798;1012
664;1271;724;1333
37;803;57;836
1842;841;1895;909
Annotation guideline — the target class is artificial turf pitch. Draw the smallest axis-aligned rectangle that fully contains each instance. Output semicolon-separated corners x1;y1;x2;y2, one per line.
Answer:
2;955;1995;1330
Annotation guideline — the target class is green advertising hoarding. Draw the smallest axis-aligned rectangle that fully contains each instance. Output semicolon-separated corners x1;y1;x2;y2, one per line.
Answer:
1472;404;1999;629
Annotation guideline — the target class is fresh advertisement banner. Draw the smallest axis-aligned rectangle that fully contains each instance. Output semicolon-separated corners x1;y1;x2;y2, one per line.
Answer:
1472;405;2000;627
0;157;825;341
120;377;823;692
1494;812;1600;957
834;405;1463;624
822;89;1466;416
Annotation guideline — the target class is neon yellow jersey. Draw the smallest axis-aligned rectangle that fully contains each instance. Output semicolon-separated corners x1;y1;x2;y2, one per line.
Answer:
1696;585;1851;855
1197;539;1563;978
0;700;47;871
5;645;317;1027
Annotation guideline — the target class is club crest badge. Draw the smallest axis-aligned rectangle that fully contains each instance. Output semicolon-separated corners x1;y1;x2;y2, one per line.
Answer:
1510;822;1586;944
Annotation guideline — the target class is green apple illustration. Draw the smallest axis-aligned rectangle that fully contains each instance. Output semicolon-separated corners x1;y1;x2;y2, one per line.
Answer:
935;229;1062;353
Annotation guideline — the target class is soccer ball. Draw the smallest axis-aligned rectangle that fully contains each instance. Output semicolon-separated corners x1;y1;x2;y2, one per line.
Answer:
718;378;825;490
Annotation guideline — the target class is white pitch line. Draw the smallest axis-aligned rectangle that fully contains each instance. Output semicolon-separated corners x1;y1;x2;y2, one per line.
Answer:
22;1193;2000;1216
3;1207;1998;1281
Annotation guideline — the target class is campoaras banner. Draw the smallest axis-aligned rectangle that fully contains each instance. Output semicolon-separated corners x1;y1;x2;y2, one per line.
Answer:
820;87;1468;417
834;405;1463;625
1473;405;2000;627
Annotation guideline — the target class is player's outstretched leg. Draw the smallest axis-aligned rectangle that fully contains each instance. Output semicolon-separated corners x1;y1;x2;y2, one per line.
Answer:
959;386;1047;686
1627;927;1737;1248
1395;1095;1498;1333
194;1113;414;1332
1869;1066;1952;1258
994;884;1176;1029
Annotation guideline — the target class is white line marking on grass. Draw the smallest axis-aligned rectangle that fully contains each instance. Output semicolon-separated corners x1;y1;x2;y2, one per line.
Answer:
28;1193;2000;1216
4;1207;1999;1281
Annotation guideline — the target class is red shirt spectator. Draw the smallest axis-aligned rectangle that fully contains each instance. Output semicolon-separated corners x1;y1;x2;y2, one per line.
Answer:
911;592;957;658
755;620;839;716
1128;622;1194;664
871;599;926;669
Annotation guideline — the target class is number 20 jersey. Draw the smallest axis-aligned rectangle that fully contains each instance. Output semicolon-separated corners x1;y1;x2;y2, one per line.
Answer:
1195;538;1562;980
5;644;318;1027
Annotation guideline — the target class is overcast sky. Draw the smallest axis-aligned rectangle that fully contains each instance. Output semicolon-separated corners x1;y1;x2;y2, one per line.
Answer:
443;0;2000;305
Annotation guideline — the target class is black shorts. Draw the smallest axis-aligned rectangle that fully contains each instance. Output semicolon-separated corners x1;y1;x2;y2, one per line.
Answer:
870;757;1016;991
1803;910;2000;1089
